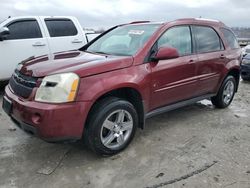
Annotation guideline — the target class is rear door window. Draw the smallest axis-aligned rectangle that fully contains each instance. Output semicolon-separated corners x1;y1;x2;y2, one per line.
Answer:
221;28;239;49
192;26;223;53
6;20;42;40
157;26;192;56
45;19;78;37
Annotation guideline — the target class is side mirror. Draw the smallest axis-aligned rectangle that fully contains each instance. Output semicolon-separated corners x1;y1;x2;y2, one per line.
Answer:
0;27;10;41
153;47;179;61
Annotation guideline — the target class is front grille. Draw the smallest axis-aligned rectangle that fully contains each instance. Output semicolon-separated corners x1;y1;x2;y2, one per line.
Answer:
9;70;38;98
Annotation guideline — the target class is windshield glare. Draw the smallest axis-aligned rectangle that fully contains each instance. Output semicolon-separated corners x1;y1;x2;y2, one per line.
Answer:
86;24;160;56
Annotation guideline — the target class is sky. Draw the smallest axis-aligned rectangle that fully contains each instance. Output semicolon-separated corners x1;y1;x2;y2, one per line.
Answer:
0;0;250;29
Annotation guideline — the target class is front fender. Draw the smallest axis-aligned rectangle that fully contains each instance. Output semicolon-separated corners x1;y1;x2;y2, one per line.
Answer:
76;64;151;111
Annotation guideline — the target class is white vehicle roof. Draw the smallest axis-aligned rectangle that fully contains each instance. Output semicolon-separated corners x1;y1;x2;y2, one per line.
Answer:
0;16;78;27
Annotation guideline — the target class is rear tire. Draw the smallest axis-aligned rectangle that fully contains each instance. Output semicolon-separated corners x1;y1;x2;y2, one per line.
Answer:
211;75;236;108
83;97;138;156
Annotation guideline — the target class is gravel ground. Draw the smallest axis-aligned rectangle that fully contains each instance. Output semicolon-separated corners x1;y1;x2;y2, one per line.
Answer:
0;81;250;188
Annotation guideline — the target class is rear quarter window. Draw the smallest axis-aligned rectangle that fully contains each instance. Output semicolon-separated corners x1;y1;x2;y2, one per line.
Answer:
221;28;240;49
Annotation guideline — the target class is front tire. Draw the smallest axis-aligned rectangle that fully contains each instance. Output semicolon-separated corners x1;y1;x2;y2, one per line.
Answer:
84;97;138;156
211;75;236;108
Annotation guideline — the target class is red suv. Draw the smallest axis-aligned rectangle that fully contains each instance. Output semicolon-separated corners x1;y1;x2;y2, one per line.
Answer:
2;18;241;155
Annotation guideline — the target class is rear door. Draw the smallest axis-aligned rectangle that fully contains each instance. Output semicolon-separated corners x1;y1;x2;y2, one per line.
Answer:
192;25;227;95
150;25;199;110
41;17;86;53
0;18;49;80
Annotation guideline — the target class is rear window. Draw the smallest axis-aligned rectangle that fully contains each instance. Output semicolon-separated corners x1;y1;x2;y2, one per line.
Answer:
6;20;42;40
45;19;78;37
192;26;223;53
221;28;239;49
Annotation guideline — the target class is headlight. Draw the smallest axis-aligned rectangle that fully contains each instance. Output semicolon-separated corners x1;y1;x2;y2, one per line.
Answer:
242;59;250;65
35;73;79;103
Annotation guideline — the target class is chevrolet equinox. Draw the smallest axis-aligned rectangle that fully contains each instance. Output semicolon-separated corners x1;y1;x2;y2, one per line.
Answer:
2;18;242;155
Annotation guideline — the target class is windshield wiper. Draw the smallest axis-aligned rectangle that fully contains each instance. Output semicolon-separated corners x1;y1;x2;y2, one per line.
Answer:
94;51;111;55
84;50;110;55
85;50;130;56
112;53;130;56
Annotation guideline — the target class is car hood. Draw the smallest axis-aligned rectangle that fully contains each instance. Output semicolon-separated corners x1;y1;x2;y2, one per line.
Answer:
18;51;134;78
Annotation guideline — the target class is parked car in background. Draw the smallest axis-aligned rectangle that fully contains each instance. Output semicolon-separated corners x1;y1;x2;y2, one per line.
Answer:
241;53;250;81
2;18;241;155
0;16;88;82
242;44;250;56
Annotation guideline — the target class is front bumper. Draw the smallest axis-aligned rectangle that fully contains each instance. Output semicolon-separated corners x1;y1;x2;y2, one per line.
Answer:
3;85;92;142
241;64;250;79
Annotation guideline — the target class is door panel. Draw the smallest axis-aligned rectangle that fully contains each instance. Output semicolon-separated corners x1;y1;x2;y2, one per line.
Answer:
0;19;49;80
149;25;198;110
150;55;198;110
191;25;228;95
41;18;84;53
196;51;227;95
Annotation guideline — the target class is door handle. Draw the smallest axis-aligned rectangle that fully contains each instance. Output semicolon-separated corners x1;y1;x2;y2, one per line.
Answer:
220;54;225;59
188;59;195;64
32;42;46;47
72;39;83;44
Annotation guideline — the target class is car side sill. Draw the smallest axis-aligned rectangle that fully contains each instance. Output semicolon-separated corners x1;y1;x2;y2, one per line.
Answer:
146;94;215;119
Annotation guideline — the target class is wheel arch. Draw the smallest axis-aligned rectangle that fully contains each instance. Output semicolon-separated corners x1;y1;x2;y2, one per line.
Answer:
85;87;145;130
226;68;240;92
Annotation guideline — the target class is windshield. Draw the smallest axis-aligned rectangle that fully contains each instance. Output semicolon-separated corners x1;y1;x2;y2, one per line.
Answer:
86;24;160;56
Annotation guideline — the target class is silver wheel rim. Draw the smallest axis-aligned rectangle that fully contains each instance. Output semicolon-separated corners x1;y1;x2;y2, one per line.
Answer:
223;80;235;105
100;109;133;149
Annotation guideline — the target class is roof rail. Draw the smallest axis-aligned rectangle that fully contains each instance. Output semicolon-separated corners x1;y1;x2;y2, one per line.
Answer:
129;21;151;24
175;18;194;21
194;18;220;22
175;18;221;23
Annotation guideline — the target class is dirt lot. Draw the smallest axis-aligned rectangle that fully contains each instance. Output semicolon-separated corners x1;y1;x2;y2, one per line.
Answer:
0;81;250;188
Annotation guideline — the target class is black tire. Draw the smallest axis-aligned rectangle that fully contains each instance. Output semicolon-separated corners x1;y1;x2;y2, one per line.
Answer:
83;97;138;156
211;75;236;108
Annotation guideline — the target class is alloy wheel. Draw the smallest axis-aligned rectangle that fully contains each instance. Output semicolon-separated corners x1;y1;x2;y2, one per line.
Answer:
100;109;134;149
